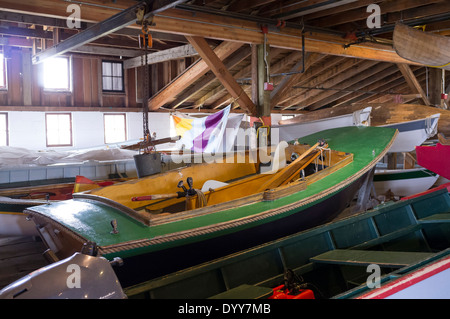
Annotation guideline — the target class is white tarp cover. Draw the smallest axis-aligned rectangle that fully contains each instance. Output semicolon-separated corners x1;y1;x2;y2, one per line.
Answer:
0;146;138;168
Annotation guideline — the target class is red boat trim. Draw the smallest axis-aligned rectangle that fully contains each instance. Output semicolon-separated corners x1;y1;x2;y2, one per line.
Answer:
401;182;450;201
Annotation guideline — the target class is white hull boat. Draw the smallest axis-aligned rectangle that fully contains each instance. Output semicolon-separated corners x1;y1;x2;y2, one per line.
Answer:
374;167;439;198
273;107;372;142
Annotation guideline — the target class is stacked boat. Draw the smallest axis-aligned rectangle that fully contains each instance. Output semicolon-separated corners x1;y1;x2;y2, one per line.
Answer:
0;125;397;293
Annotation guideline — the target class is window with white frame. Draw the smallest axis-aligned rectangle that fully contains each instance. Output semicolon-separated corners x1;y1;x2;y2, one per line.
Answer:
104;113;126;144
102;61;124;92
0;113;8;146
43;56;71;91
45;113;72;147
0;53;6;89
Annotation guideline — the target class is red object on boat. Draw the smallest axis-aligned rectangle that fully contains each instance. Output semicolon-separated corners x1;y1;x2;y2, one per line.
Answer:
269;285;315;299
416;143;450;180
401;182;450;201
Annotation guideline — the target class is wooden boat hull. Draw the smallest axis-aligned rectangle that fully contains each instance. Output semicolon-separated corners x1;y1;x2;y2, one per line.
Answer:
122;185;450;299
278;103;450;138
374;168;439;198
25;126;397;288
274;107;371;142
112;172;366;287
0;198;44;236
378;113;439;153
416;143;450;180
393;22;450;70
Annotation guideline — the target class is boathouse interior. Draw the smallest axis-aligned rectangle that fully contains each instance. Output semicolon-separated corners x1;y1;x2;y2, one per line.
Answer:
0;0;450;300
0;0;448;150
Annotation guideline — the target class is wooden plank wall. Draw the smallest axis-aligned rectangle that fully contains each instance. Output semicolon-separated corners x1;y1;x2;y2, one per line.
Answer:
0;47;195;110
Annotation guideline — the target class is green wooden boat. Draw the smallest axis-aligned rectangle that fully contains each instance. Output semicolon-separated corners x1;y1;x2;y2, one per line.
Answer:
25;126;397;288
122;184;450;299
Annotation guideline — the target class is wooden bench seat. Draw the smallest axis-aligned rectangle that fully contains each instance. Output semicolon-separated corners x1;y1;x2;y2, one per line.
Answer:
419;213;450;224
310;249;434;268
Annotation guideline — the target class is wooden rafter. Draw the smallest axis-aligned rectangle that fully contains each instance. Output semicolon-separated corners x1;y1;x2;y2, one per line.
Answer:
397;63;431;106
169;45;252;109
147;40;243;111
280;58;370;108
270;52;325;108
123;44;198;69
150;8;419;64
186;36;257;115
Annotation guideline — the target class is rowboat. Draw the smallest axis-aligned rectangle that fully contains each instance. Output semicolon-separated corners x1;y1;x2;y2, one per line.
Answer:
416;142;450;180
278;103;450;137
273;107;371;142
0;176;128;237
393;22;450;70
3;180;449;299
373;167;439;198
117;183;450;299
24;126;397;288
0;198;47;237
378;113;439;153
277;105;439;153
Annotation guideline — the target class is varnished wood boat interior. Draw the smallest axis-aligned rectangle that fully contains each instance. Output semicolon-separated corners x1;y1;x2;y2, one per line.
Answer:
78;143;353;226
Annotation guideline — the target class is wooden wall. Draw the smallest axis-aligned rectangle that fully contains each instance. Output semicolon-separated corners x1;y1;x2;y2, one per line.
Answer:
0;47;193;110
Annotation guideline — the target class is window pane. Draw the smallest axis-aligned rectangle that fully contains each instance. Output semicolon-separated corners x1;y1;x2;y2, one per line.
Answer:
0;113;7;146
103;76;112;91
112;63;122;77
102;61;123;92
102;62;112;76
104;114;126;143
43;57;70;90
0;54;5;88
113;77;122;91
46;114;72;146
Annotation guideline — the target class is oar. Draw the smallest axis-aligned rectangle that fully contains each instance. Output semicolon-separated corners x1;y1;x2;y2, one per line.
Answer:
257;141;325;192
131;193;180;201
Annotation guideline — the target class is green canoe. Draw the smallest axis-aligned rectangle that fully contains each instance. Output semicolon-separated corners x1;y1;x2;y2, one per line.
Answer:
123;184;450;299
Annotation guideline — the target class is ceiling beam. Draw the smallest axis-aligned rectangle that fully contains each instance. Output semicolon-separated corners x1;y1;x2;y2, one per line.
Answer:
186;36;257;115
270;52;325;108
170;45;252;109
296;60;381;110
31;0;188;64
150;8;421;65
397;63;431;106
148;41;243;110
123;44;198;69
271;0;358;20
71;45;141;57
0;1;427;65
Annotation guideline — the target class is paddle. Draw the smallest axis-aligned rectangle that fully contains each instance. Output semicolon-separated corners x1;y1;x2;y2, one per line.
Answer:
132;193;180;201
257;141;326;192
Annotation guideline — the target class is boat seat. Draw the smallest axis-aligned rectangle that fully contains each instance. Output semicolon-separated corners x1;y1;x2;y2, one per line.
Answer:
310;249;434;268
209;284;273;299
418;213;450;224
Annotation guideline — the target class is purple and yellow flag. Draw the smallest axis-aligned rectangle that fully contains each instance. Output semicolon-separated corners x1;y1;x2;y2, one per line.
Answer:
172;105;231;153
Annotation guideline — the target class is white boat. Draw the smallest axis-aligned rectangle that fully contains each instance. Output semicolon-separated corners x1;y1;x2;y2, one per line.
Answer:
373;167;439;198
380;114;440;153
273;107;372;142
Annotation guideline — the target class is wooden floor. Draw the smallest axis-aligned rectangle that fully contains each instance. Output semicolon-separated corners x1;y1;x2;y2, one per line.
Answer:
0;236;49;290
